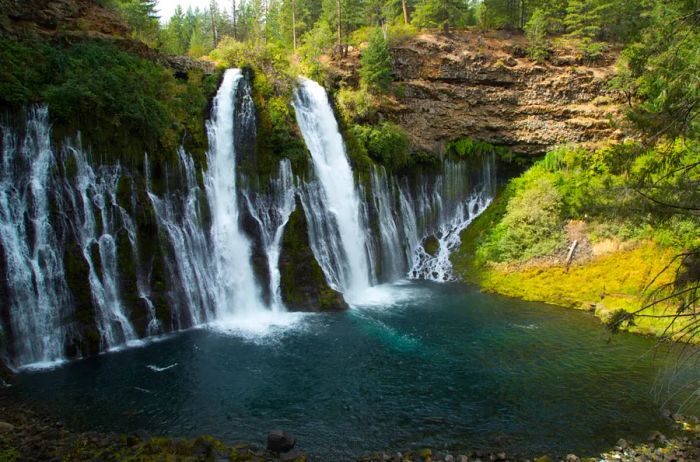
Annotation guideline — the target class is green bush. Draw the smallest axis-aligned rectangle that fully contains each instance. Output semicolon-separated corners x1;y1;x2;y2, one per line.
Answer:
336;86;378;124
445;137;511;161
350;122;411;170
0;39;217;165
481;173;565;262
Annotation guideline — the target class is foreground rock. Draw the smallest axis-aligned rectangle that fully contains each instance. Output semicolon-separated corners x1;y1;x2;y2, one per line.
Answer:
0;393;307;462
267;429;296;453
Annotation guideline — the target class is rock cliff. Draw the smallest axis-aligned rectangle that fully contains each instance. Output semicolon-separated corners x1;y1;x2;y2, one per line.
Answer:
334;31;625;155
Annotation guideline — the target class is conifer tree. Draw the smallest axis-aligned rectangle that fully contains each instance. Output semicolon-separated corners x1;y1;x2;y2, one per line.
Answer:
359;27;393;92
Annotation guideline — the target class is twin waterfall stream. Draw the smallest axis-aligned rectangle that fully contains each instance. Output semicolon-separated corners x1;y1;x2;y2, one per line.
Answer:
0;69;496;369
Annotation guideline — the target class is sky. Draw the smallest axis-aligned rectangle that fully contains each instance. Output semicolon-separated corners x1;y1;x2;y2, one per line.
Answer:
156;0;228;21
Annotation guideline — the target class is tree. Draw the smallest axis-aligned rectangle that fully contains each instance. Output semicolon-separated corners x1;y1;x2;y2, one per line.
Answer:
412;0;473;32
524;8;549;62
615;2;700;140
113;0;160;44
359;28;393;92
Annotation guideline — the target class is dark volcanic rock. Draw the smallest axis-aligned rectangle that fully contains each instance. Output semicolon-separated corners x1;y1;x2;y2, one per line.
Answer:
279;198;347;312
266;429;296;453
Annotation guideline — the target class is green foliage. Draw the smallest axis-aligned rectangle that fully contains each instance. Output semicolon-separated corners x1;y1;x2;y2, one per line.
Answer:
445;138;512;161
0;39;215;164
525;9;551;62
473;139;700;268
481;173;566;262
350;122;411;169
359;28;393;92
337;86;378;123
107;0;160;45
412;0;475;30
614;3;700;140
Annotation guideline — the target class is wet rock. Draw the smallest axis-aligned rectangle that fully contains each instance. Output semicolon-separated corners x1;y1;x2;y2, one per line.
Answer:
266;429;296;453
0;421;15;432
565;455;580;462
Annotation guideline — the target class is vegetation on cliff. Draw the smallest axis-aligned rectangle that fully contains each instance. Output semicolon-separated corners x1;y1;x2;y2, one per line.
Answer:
0;37;220;167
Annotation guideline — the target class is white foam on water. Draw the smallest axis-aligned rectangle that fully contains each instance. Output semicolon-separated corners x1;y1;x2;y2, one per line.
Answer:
207;311;312;344
346;281;431;310
146;363;179;372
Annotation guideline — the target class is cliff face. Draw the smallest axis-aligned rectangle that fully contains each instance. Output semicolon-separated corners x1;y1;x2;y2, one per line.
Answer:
338;31;625;155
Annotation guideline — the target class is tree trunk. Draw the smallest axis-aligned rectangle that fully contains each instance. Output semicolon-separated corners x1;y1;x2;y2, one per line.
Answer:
209;4;218;47
336;0;342;48
292;0;297;53
401;0;410;25
232;0;236;40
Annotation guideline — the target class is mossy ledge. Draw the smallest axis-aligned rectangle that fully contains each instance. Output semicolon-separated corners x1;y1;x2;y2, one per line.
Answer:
451;188;684;340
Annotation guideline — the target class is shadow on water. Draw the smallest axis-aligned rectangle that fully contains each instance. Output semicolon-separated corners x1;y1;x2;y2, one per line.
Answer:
11;281;700;459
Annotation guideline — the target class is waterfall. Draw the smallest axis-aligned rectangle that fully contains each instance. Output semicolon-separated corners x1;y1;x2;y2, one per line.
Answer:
406;157;495;281
370;167;407;282
146;150;216;328
64;145;137;348
0;72;497;368
243;159;296;311
293;79;371;296
292;78;498;296
0;107;69;367
204;68;268;321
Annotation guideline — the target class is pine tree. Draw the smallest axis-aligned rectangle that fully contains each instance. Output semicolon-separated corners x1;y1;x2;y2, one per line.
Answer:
412;0;472;32
359;28;393;92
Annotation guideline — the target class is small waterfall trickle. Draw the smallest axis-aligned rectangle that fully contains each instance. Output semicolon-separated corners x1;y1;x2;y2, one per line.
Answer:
243;160;297;311
370;167;407;282
293;79;372;296
146;150;216;328
0;107;69;366
64;145;138;348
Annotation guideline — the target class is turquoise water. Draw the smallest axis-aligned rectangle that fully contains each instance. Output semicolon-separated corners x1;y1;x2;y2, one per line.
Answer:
13;282;700;459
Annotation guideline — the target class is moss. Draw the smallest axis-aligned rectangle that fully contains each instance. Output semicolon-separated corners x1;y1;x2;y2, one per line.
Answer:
250;68;310;177
0;38;217;172
423;236;440;256
63;239;99;356
279;204;346;312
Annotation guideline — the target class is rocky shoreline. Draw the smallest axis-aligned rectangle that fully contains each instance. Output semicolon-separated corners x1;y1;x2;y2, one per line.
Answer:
1;389;699;462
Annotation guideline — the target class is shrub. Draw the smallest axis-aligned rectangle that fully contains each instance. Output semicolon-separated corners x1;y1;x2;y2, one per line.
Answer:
483;174;565;262
336;86;378;124
350;122;411;170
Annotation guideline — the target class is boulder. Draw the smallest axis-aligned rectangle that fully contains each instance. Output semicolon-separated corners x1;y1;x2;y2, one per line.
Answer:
266;429;296;453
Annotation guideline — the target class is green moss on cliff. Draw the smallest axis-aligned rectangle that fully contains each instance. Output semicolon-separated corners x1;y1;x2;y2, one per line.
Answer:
0;38;219;171
279;206;346;312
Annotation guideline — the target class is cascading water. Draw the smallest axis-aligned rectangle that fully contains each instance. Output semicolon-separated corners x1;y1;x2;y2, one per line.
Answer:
146;150;217;328
64;145;138;348
292;79;497;293
293;79;372;296
204;68;269;322
0;107;69;367
0;72;497;368
243;159;297;311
